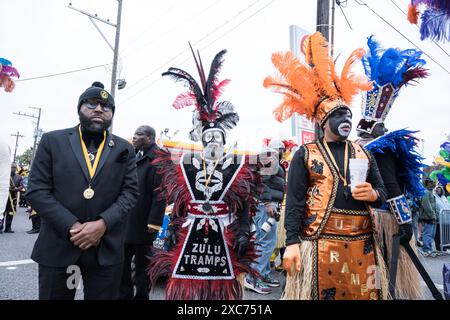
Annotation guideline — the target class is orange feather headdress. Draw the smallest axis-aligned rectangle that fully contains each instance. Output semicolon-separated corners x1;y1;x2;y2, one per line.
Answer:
264;32;372;127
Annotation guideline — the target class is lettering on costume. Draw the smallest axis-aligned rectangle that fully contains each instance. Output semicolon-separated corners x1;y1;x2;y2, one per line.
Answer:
330;250;340;263
341;262;349;274
351;273;360;285
362;219;369;229
334;219;344;230
320;240;327;251
361;284;369;295
351;218;359;232
174;217;232;279
366;265;381;290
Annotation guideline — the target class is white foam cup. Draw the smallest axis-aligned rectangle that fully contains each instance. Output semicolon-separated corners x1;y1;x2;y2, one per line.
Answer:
349;158;368;191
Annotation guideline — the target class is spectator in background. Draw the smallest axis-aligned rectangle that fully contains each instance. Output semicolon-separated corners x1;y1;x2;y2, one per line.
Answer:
1;163;24;233
408;196;422;247
119;125;166;300
420;185;439;257
434;185;450;255
245;145;285;294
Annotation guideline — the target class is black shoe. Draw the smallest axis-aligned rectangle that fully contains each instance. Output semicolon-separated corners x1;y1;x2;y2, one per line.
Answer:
4;229;14;233
26;229;39;234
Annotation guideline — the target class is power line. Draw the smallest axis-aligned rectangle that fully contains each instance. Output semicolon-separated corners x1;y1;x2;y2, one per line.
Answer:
337;1;353;30
118;0;276;105
389;0;450;57
121;0;224;59
15;64;108;82
122;0;265;94
354;0;450;74
122;0;184;51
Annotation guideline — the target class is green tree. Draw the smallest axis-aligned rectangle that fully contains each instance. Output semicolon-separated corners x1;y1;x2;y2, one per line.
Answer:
16;147;33;166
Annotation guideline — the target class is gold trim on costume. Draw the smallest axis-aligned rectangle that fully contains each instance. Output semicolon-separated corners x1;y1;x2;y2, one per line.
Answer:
331;208;370;216
320;233;372;241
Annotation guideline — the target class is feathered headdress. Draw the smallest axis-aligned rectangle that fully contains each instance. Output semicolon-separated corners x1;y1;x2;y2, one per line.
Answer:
264;31;372;127
356;36;429;135
0;58;20;93
430;141;450;194
408;0;450;42
162;44;238;142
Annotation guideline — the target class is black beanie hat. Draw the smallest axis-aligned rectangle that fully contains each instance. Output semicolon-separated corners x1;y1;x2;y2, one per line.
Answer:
78;82;115;113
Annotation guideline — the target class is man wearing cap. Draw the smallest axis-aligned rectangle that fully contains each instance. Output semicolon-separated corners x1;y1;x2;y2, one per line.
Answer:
26;82;139;300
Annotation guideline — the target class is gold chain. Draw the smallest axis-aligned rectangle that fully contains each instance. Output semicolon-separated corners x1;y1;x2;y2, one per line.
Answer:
203;158;221;188
323;139;348;186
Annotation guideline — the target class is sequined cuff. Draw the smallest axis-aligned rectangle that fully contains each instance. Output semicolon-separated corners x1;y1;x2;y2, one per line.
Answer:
387;195;412;224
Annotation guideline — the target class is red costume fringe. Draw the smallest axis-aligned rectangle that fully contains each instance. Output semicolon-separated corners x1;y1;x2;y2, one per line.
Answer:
149;150;261;300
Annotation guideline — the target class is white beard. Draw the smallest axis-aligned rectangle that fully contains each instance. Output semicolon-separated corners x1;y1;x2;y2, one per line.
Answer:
203;143;224;161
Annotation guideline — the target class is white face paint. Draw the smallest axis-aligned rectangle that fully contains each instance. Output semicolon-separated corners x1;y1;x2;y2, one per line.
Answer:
337;122;352;137
202;129;225;160
204;143;224;160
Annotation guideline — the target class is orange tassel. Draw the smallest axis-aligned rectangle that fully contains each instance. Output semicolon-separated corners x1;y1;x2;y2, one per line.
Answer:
407;4;419;24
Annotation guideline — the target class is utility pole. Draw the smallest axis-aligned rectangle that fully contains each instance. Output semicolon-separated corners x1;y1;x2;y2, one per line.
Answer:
13;107;42;166
68;0;124;132
316;0;330;41
315;0;331;139
110;0;123;100
11;131;24;163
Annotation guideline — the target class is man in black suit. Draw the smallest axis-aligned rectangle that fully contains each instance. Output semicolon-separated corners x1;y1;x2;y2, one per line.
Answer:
25;82;139;300
119;125;166;300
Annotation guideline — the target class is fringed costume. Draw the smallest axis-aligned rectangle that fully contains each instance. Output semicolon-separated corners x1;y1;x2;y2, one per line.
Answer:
148;46;260;300
264;32;390;300
356;36;429;299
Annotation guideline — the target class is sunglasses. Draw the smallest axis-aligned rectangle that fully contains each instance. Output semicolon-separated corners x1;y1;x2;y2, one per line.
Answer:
84;99;112;112
203;131;223;143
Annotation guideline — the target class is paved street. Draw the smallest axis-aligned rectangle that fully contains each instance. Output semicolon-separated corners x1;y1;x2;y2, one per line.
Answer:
0;207;447;300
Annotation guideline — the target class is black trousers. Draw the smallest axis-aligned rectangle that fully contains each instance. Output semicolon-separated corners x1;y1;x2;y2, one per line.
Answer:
31;215;41;230
2;194;16;231
38;247;123;300
2;211;14;231
119;242;153;300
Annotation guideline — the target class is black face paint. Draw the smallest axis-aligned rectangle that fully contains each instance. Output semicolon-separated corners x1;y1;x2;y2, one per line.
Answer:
327;108;352;140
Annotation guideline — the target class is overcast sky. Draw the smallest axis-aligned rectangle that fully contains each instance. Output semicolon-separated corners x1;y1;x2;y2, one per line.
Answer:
1;0;449;164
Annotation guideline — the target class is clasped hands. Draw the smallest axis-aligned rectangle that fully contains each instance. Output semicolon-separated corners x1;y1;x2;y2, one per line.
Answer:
70;219;107;250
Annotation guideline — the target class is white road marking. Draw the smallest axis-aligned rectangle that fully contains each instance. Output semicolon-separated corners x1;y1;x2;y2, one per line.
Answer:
0;259;35;267
6;267;17;270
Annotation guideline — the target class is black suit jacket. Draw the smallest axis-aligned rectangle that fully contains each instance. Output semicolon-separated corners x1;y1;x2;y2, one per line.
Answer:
26;126;139;267
124;143;166;244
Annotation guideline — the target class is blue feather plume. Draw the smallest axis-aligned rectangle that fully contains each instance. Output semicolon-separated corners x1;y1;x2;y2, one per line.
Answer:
420;7;450;42
0;58;13;66
365;129;426;199
362;36;427;88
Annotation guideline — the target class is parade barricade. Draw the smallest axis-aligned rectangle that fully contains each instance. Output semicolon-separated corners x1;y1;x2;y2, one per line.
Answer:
440;210;450;252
